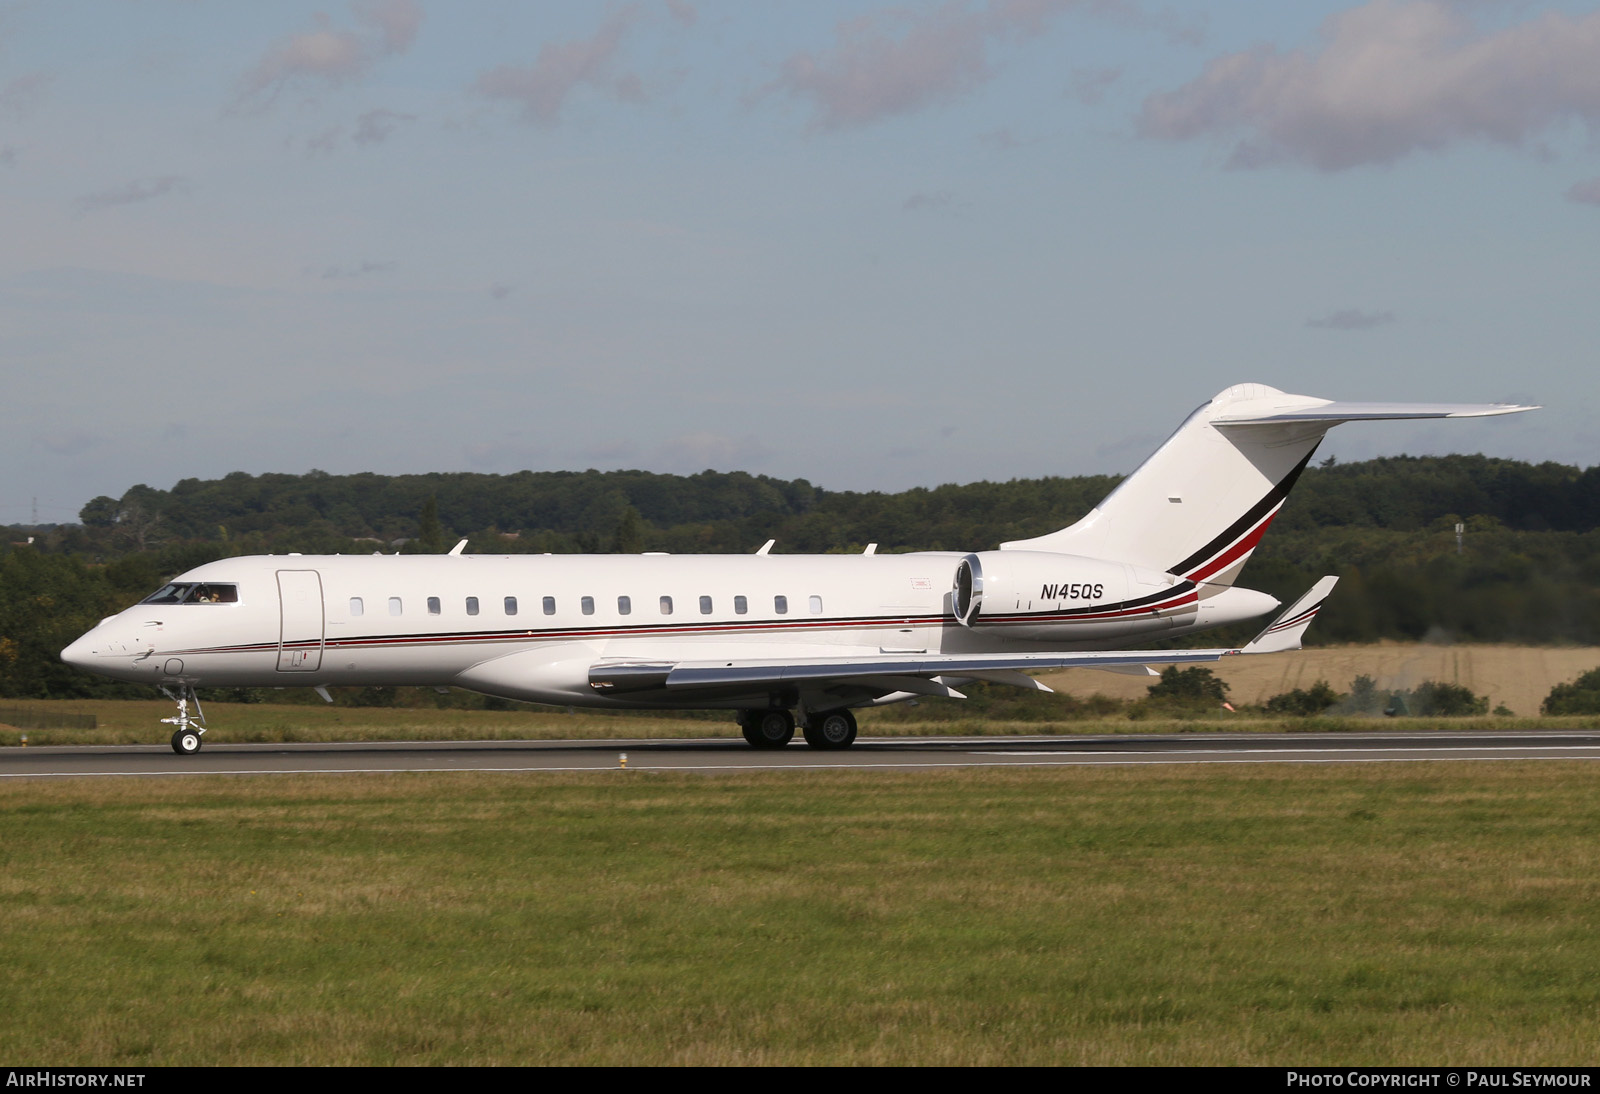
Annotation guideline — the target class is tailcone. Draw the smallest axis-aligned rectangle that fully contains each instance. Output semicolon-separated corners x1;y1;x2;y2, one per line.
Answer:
1192;585;1280;630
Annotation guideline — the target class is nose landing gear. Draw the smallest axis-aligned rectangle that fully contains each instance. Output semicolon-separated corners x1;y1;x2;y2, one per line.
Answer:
159;685;206;755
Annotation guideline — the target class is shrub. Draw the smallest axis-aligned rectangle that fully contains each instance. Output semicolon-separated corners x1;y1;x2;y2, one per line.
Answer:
1146;666;1229;703
1265;680;1341;716
1390;680;1489;717
1542;667;1600;715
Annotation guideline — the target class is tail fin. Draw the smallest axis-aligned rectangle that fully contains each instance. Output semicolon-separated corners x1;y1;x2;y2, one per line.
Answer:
1001;383;1536;585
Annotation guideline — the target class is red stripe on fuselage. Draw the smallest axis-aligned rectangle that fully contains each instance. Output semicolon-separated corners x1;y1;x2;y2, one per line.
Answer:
1185;502;1284;583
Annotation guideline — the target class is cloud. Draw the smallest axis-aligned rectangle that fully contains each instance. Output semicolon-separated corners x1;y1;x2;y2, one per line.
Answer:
315;260;398;279
759;0;1103;130
464;438;548;468
1141;1;1600;171
353;107;417;145
304;126;345;155
1307;308;1396;330
665;0;697;28
474;7;646;125
0;146;16;168
1067;65;1119;106
237;0;422;108
0;71;52;118
302;108;416;154
488;283;514;300
578;440;641;462
39;430;102;457
1566;177;1600;206
901;190;969;214
355;0;423;54
977;126;1022;150
74;176;190;215
657;432;769;471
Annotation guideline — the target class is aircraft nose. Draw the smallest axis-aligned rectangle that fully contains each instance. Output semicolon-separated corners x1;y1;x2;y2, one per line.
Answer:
61;631;101;669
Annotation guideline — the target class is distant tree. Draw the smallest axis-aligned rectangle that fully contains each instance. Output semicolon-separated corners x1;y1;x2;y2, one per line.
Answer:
1347;674;1383;714
417;495;446;554
78;496;120;528
609;505;645;553
111;500;164;552
1542;668;1600;715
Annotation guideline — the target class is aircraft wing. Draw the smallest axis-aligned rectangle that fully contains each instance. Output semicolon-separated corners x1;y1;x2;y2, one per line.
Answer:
590;578;1340;698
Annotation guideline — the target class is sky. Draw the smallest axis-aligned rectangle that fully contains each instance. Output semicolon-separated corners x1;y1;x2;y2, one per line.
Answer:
2;0;1598;525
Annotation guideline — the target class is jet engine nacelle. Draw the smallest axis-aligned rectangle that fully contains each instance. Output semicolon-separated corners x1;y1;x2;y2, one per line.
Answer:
952;550;1197;642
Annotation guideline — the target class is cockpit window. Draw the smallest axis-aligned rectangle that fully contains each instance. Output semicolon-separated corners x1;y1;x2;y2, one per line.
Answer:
141;583;238;605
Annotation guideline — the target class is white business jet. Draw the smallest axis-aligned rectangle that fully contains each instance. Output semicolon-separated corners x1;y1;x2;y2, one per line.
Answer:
61;383;1534;754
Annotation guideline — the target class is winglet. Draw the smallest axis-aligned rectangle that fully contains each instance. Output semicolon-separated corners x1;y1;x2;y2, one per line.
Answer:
1241;577;1338;654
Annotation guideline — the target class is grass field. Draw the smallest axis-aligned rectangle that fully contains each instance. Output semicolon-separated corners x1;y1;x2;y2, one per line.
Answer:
3;763;1599;1065
2;697;1595;747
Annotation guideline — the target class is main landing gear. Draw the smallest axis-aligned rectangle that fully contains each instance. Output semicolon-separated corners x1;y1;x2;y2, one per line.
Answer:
160;685;206;755
738;708;857;750
802;709;858;750
740;709;794;749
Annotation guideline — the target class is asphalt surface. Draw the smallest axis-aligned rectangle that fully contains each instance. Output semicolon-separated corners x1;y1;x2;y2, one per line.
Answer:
4;731;1600;779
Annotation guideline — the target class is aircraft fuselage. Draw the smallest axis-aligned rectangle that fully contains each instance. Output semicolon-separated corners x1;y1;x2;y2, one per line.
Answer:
61;551;1275;709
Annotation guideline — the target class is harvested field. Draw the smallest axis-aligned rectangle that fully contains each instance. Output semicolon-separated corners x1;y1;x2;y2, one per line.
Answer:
1044;644;1600;716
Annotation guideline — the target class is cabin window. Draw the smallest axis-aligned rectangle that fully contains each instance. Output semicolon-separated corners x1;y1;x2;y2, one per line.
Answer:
543;596;556;615
582;596;595;615
734;595;748;615
349;597;364;617
699;595;713;615
774;595;788;615
466;596;479;616
389;597;403;616
660;595;673;615
504;596;518;616
809;595;823;615
427;596;441;615
618;595;631;615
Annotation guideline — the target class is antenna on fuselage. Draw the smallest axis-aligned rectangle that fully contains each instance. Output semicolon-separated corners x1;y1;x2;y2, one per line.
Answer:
756;539;775;555
449;539;468;556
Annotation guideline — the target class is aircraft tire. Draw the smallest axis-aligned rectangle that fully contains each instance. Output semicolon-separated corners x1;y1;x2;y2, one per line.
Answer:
741;709;794;749
802;709;857;750
170;729;202;755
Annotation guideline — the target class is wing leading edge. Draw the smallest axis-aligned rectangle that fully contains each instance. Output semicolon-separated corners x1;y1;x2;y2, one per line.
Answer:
588;578;1340;698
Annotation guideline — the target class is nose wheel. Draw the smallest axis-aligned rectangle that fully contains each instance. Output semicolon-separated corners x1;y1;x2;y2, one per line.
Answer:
159;685;207;755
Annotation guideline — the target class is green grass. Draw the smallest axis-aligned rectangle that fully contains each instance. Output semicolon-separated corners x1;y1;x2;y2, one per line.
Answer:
2;697;1592;747
3;764;1600;1064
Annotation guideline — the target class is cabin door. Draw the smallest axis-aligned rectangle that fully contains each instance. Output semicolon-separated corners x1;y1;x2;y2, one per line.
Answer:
276;569;325;672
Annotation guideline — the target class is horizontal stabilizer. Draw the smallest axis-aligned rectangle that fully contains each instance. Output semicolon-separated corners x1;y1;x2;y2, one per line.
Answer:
1241;577;1339;654
1215;401;1537;425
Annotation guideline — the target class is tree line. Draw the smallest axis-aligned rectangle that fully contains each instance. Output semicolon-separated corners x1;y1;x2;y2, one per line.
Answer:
4;453;1600;698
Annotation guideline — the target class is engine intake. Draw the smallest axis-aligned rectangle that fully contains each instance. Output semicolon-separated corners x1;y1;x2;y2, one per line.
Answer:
950;550;1189;640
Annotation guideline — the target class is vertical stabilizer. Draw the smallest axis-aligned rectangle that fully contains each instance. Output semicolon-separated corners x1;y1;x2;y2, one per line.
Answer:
1000;384;1536;586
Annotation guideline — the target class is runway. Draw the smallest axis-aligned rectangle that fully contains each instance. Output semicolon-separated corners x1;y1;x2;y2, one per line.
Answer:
4;730;1600;779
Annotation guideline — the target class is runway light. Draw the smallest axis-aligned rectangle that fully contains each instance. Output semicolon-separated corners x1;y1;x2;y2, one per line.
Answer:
619;752;628;769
